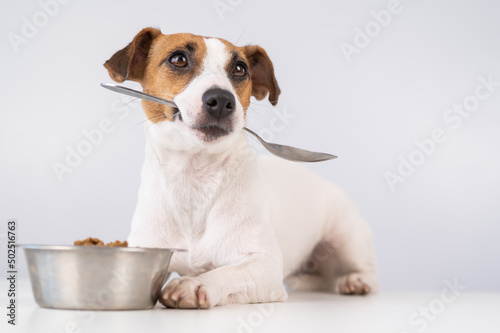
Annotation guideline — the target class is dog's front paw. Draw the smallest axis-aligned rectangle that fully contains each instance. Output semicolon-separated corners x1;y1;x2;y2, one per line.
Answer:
159;277;213;309
335;273;377;295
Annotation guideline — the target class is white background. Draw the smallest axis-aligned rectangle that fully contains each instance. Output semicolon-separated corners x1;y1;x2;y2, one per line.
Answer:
1;0;499;292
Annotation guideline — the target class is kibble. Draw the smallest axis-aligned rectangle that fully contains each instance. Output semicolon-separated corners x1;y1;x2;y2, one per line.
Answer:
74;237;128;247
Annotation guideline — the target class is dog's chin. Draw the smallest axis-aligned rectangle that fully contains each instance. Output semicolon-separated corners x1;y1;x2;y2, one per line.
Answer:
178;114;232;142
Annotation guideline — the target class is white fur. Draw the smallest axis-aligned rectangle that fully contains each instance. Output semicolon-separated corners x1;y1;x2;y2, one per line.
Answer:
128;38;378;308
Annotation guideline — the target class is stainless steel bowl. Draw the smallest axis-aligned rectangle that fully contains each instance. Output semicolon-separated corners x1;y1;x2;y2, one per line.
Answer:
21;245;184;310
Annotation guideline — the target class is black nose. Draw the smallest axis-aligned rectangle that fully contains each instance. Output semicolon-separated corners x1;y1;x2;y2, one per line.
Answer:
202;88;236;120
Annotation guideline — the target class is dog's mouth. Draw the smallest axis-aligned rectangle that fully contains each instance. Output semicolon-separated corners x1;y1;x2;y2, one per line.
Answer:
193;124;230;141
178;114;231;142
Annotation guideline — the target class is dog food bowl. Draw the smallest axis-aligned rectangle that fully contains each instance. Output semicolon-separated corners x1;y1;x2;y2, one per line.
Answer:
21;245;184;310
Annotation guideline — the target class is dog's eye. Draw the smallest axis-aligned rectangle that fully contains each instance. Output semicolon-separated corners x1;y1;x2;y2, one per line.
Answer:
169;53;188;68
232;62;247;78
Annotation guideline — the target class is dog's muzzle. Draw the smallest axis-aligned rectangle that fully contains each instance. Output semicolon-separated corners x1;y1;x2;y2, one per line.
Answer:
176;87;234;142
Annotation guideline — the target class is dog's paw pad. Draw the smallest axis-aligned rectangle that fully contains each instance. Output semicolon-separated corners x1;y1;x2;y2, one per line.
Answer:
159;277;212;309
336;273;374;295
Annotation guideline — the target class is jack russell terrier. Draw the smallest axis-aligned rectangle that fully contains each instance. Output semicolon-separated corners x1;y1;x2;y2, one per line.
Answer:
104;27;378;309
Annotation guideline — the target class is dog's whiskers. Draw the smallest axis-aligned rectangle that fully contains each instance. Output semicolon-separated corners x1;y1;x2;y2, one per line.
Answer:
143;112;180;132
234;25;248;46
247;106;269;123
111;96;141;114
133;110;181;132
143;120;161;132
129;113;167;131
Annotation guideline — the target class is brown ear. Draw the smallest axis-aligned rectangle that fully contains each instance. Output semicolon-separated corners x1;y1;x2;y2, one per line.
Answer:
243;45;281;106
104;27;161;83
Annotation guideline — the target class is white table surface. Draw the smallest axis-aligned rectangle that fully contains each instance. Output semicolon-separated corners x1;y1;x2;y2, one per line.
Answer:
2;280;499;333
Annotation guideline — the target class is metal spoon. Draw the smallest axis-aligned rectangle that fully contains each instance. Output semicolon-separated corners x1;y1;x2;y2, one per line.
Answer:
101;83;338;162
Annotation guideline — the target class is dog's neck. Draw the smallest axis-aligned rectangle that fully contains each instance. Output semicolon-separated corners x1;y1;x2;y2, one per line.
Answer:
140;130;257;237
144;130;255;180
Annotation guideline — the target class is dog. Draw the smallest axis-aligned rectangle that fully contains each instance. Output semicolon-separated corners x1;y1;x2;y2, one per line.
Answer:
104;28;378;309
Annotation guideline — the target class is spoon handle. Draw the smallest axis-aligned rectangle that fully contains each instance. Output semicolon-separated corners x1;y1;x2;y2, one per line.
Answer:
101;83;177;108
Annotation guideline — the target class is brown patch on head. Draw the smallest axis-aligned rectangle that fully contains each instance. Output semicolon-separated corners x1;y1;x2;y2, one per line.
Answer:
104;29;206;123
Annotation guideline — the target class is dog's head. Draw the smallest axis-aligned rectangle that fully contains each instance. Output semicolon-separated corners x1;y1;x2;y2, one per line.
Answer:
104;28;280;150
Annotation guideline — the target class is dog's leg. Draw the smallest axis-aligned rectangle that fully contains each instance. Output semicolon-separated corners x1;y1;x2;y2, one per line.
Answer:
326;222;378;295
159;254;288;309
315;187;378;295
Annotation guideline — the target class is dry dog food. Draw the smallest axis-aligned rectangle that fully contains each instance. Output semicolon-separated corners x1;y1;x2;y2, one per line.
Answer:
105;240;128;247
74;237;128;247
